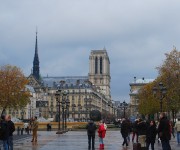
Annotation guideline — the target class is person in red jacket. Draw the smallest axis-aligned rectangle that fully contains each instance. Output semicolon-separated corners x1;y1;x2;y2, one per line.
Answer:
98;120;106;149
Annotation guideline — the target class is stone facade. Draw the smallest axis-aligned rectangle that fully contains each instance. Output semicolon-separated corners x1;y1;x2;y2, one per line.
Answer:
25;48;112;121
89;50;111;99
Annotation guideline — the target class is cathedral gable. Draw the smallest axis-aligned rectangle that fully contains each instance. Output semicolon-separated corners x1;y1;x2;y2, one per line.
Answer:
27;74;41;88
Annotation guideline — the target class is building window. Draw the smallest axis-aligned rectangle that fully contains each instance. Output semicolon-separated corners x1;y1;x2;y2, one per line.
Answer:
95;57;98;74
100;57;103;74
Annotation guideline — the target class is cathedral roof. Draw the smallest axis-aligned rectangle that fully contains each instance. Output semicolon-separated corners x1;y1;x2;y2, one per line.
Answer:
41;76;90;88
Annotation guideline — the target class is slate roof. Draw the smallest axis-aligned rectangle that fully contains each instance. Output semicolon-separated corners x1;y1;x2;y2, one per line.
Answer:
41;76;90;89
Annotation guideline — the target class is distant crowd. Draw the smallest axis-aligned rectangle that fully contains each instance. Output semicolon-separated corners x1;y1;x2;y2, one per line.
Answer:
120;112;179;150
86;112;180;150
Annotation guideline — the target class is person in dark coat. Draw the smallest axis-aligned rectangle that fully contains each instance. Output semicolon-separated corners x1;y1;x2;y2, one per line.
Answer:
158;112;171;150
121;119;130;147
146;120;157;150
0;115;9;150
86;120;97;150
6;115;15;150
137;119;147;148
132;120;138;143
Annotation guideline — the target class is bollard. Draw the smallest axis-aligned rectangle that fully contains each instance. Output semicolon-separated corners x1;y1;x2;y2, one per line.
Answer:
21;128;24;135
17;126;20;135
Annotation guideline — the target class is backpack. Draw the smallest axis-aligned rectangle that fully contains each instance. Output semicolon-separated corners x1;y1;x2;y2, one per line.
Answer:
88;123;95;133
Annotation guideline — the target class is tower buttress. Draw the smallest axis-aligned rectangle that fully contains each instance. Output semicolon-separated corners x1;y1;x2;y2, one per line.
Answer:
89;49;111;99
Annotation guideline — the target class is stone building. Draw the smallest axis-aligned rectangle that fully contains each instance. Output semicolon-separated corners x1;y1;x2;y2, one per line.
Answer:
89;50;111;99
27;33;113;121
129;77;154;118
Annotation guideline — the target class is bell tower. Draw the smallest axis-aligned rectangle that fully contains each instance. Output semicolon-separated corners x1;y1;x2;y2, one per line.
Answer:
88;49;111;99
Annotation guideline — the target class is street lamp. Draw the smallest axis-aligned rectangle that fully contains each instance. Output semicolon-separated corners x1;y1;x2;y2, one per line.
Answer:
64;98;70;132
55;89;63;134
72;104;76;121
21;110;24;120
118;101;128;118
153;82;167;112
78;104;82;122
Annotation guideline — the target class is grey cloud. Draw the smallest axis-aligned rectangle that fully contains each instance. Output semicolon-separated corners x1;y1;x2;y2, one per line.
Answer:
1;0;180;101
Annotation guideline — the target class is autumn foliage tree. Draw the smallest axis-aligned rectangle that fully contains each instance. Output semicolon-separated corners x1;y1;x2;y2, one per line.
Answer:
157;48;180;119
0;65;30;115
138;48;180;118
138;82;158;116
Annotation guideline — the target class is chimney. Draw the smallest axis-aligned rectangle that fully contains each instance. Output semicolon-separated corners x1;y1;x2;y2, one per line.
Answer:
134;77;136;83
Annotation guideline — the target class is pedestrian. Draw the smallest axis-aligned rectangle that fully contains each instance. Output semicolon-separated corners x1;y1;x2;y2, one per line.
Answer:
121;118;129;147
132;119;138;143
24;122;29;134
6;115;15;150
31;116;39;142
137;118;147;148
29;118;33;134
0;115;9;150
158;112;171;150
98;120;106;149
156;121;161;143
174;117;180;144
86;120;97;150
126;119;131;142
146;120;157;150
170;121;175;138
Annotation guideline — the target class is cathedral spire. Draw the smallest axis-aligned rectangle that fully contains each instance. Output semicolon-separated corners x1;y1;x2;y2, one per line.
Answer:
33;30;40;81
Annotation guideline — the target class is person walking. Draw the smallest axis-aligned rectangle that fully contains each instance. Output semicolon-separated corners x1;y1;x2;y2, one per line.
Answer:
158;112;171;150
146;120;157;150
137;119;147;148
0;115;9;150
132;119;138;143
86;120;97;150
98;120;106;149
31;116;39;142
6;115;15;150
174;117;180;144
121;119;129;147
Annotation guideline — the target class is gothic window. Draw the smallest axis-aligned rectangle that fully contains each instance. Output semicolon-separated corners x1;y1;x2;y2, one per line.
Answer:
95;57;98;74
100;57;103;74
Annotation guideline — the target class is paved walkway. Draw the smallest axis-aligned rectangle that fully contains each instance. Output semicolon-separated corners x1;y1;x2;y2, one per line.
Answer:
11;131;180;150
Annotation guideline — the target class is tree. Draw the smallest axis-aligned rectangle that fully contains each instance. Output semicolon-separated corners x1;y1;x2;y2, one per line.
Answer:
138;82;159;116
0;65;30;115
157;48;180;121
138;48;179;120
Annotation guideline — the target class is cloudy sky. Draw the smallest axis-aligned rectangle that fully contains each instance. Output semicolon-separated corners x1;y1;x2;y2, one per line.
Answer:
1;0;180;102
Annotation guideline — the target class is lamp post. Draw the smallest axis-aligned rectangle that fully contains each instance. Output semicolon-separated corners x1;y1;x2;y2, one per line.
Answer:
84;98;88;121
153;82;167;113
55;89;63;134
118;101;128;118
78;104;82;122
21;110;24;120
65;98;70;132
61;99;65;132
72;104;76;121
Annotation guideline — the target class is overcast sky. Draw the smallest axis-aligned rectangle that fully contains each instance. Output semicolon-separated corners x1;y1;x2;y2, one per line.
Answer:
1;0;180;102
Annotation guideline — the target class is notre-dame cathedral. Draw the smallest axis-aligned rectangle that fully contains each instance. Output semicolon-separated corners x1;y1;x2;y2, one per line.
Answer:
27;33;113;121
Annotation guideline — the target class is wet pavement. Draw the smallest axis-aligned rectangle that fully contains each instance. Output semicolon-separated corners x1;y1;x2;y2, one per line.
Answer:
10;131;180;150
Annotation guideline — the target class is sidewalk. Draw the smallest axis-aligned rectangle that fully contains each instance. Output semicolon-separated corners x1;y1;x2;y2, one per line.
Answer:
10;131;180;150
